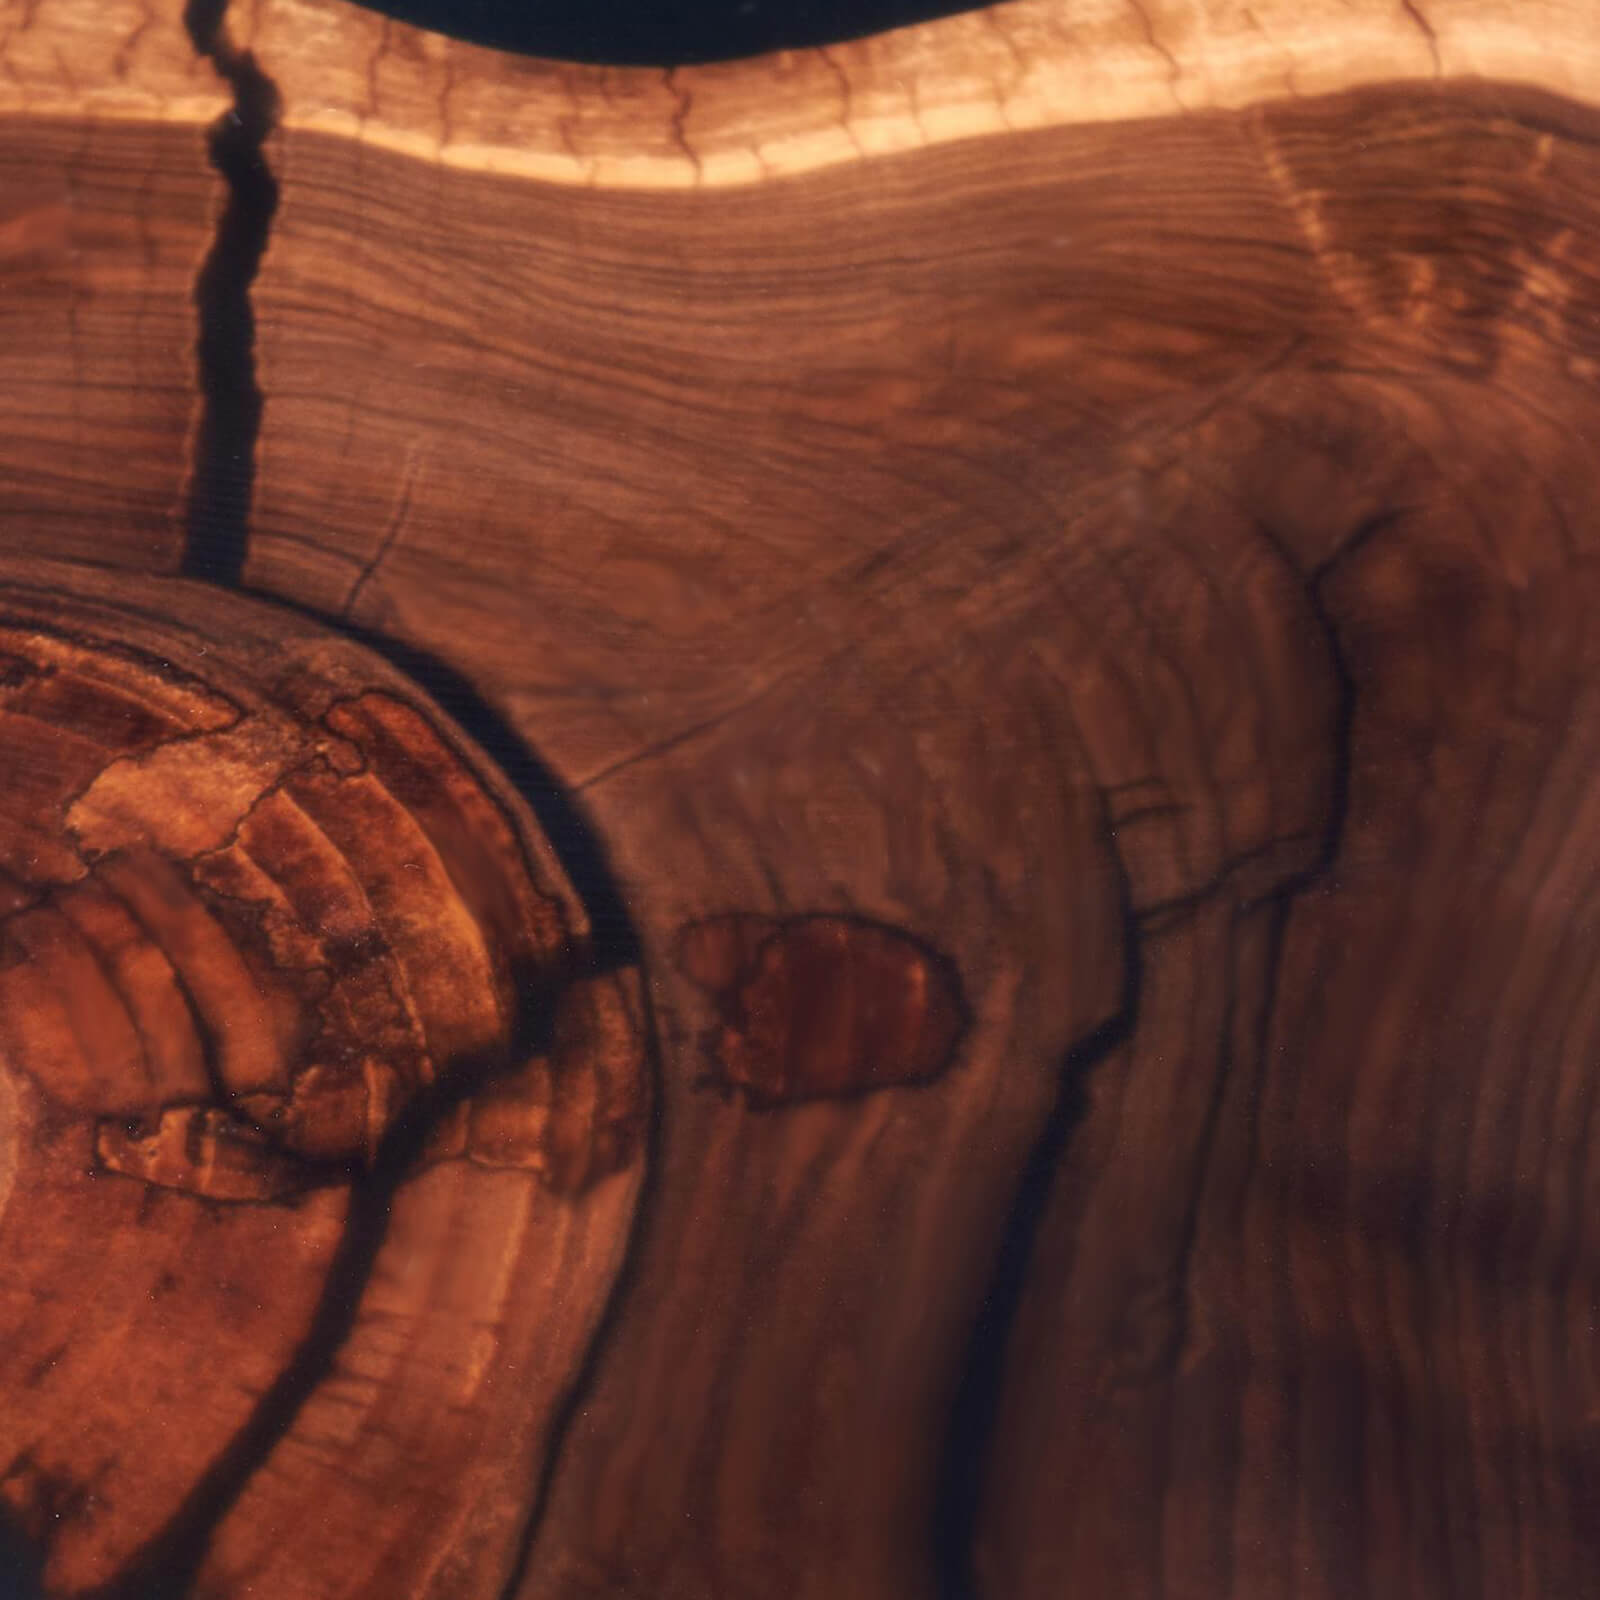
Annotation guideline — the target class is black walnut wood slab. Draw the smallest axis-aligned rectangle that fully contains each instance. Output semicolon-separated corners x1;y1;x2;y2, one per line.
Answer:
3;1;1600;1597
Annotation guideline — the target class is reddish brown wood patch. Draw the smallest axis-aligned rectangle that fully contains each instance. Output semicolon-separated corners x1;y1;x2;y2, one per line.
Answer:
676;914;966;1106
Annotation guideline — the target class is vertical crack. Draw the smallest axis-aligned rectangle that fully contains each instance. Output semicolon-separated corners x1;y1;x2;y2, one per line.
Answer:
934;855;1142;1600
180;0;280;588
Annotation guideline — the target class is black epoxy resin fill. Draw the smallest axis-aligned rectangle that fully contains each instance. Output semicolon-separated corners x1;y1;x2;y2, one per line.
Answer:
345;0;991;65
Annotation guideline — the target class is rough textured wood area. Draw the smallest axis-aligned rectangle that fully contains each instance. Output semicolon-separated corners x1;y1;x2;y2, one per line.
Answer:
0;565;647;1597
3;0;1600;1596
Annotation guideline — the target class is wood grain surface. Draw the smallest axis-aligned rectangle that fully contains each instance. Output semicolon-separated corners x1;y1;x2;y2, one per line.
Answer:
3;0;1600;1596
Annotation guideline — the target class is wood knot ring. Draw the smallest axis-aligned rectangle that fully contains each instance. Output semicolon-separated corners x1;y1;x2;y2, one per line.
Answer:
0;568;646;1205
0;563;650;1594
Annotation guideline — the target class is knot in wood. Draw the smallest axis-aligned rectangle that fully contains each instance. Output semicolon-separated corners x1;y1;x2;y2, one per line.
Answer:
0;582;644;1202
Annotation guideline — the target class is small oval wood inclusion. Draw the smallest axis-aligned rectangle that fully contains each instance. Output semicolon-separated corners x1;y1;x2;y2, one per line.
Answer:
677;913;967;1106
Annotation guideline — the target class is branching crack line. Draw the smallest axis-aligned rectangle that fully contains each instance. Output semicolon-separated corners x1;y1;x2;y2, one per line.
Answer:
816;47;866;159
1398;0;1443;80
935;508;1367;1596
662;67;701;181
1157;517;1361;1362
342;443;422;618
179;0;280;588
1127;0;1185;112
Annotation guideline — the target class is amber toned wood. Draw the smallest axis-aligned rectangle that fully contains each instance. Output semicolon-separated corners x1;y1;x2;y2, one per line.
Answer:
0;562;648;1597
3;0;1600;1597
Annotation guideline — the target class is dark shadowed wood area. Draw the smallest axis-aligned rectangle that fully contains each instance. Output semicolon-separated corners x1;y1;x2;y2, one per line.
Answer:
3;0;1600;1596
